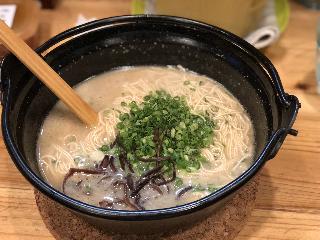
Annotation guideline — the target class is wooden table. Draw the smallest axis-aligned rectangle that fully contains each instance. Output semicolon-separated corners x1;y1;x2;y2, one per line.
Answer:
0;1;319;239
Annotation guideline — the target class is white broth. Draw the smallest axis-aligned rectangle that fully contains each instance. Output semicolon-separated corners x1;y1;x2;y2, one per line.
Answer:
37;66;255;210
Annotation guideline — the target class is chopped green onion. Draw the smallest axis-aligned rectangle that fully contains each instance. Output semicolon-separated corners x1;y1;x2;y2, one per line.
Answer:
184;80;191;85
99;145;110;154
175;178;184;188
116;90;215;172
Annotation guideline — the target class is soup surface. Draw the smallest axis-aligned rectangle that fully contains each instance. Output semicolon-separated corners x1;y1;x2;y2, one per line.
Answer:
37;66;255;210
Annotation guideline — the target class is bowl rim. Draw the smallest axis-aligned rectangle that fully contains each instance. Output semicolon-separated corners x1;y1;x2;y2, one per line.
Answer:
1;15;299;221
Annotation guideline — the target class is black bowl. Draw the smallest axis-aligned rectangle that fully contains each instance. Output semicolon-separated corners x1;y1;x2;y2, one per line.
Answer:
0;15;300;234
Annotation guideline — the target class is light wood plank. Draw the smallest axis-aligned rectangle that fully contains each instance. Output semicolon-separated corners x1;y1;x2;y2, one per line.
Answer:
0;187;54;239
238;210;320;240
0;0;319;239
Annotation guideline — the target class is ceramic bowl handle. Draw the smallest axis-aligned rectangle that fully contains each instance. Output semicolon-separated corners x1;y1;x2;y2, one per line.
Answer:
267;94;301;160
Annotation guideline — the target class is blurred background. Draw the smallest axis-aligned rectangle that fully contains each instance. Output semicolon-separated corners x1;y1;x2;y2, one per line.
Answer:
0;0;319;93
0;0;314;50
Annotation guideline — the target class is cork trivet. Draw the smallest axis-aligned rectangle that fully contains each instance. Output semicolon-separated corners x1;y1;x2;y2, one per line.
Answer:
35;175;259;240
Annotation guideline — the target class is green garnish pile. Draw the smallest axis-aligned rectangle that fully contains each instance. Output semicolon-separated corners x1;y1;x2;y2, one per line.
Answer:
116;90;215;172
